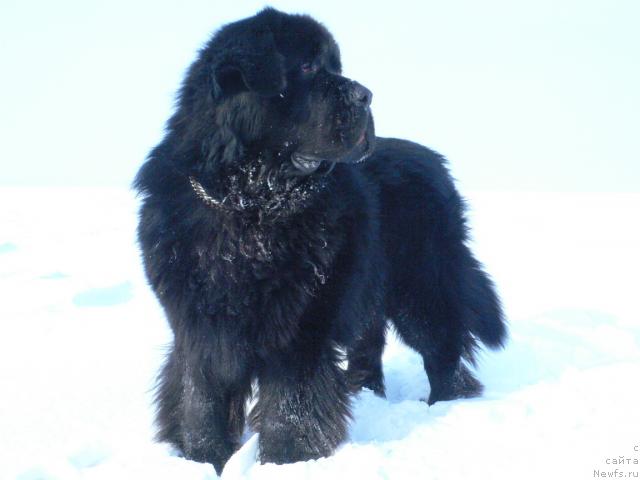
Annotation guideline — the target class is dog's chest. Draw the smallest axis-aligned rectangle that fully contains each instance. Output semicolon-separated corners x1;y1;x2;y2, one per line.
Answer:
194;214;341;296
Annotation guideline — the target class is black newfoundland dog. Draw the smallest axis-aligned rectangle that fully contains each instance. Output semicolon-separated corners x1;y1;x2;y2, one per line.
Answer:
134;7;506;473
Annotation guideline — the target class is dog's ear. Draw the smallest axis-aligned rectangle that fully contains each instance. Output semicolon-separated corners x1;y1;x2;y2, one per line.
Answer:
213;28;286;97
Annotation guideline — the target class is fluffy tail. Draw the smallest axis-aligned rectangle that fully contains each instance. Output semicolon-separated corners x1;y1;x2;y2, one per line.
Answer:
462;257;507;350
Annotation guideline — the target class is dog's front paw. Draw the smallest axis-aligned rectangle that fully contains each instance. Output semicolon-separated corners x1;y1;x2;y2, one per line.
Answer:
258;430;333;465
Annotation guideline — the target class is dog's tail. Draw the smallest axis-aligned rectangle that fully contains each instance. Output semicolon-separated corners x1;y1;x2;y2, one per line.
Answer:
461;257;508;351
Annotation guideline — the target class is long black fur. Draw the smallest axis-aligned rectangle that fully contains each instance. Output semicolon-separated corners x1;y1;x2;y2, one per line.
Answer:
134;7;506;474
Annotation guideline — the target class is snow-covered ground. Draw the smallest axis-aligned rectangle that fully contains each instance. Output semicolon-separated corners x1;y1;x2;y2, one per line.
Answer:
2;188;639;480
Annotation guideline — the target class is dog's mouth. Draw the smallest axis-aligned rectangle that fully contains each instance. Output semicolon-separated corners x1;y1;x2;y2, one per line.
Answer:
291;119;375;174
291;153;323;174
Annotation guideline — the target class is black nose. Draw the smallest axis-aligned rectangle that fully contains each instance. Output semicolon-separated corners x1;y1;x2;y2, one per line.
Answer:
348;81;372;107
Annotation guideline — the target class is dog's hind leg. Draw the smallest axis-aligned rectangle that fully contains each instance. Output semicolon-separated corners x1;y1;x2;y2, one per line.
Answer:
346;315;387;397
389;240;505;405
389;278;482;405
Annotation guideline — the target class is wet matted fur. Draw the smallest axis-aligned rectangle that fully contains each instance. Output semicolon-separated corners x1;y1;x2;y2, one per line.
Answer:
134;7;506;474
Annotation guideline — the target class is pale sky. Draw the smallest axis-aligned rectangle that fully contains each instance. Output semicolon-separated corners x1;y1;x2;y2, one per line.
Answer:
1;0;638;191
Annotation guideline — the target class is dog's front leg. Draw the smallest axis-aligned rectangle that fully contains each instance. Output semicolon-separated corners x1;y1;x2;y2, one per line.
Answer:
174;344;253;475
251;344;351;465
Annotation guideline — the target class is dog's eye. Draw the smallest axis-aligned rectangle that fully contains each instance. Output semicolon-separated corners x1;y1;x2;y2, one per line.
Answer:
301;62;318;74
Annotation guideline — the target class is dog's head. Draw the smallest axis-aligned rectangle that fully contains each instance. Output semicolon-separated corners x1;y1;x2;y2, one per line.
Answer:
174;8;375;175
